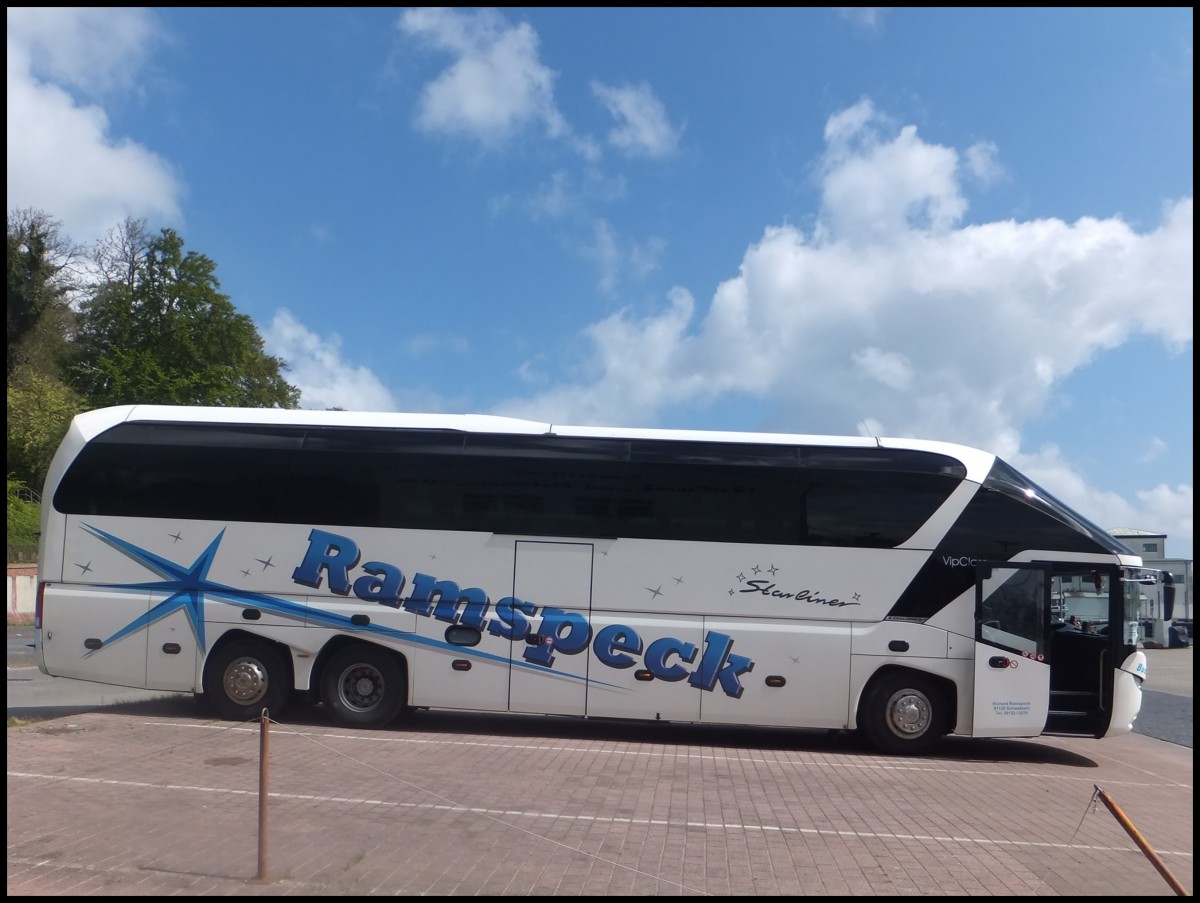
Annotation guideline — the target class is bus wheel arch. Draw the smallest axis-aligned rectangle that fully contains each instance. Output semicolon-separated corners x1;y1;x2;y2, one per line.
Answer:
318;641;409;729
202;633;294;722
857;667;954;756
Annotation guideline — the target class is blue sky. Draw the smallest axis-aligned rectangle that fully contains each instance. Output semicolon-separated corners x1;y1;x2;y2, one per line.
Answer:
7;8;1193;558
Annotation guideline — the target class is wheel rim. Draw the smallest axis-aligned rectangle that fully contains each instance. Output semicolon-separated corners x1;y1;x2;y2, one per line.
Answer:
223;657;270;706
337;663;386;713
884;688;932;739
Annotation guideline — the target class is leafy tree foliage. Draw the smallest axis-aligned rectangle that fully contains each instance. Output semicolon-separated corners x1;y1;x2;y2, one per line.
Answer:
67;220;300;409
6;368;82;492
7;209;81;549
7;208;76;377
7;209;302;545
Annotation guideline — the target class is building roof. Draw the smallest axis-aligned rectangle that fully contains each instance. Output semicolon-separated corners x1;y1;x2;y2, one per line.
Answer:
1108;527;1167;539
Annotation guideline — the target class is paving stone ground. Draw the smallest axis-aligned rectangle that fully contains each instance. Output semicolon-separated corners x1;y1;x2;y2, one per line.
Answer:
7;694;1193;896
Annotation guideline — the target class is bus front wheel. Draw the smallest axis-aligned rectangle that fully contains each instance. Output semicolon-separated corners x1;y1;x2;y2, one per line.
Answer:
320;644;407;728
860;672;948;756
203;639;292;721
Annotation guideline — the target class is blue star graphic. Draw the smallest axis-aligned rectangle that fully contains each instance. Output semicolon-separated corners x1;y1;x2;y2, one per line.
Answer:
82;525;311;655
84;524;233;653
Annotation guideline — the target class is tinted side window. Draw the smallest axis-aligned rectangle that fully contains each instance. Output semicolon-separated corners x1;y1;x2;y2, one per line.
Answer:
56;425;965;547
455;435;629;536
936;487;1111;559
889;479;1114;620
54;423;302;522
278;429;464;530
54;436;143;516
800;469;961;548
624;441;800;544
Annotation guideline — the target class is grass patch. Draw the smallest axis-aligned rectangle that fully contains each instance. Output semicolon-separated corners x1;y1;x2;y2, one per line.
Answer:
7;714;55;728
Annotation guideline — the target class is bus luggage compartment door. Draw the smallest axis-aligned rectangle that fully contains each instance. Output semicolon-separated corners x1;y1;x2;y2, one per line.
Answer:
38;583;152;689
972;563;1051;738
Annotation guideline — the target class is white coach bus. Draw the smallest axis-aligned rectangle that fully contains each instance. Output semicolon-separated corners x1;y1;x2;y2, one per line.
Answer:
35;405;1151;755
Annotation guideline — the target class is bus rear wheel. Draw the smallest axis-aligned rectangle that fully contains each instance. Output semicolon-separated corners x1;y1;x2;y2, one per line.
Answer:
860;672;947;756
203;639;292;721
320;644;407;728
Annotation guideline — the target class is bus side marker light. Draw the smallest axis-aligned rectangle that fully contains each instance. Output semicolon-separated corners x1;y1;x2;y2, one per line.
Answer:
765;675;786;687
634;670;655;681
452;660;472;671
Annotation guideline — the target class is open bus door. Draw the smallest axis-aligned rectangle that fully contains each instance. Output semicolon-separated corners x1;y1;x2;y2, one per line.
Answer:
1040;565;1137;738
972;562;1052;737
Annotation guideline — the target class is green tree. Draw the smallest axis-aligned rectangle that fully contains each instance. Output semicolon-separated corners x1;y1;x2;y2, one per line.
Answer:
68;220;300;409
7;208;76;378
6;368;82;491
8;208;83;515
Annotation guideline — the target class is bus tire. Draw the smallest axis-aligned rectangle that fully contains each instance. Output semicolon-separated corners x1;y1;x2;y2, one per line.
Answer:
860;671;947;756
320;644;407;728
203;639;292;721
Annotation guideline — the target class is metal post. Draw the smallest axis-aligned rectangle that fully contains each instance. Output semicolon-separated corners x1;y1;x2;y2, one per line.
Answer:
1093;785;1188;896
254;708;271;884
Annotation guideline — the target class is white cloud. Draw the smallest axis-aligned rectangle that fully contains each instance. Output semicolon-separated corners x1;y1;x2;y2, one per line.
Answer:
965;141;1004;186
1015;446;1193;557
591;80;683;159
404;332;470;358
6;8;182;243
497;286;703;425
821;99;966;239
7;7;161;96
523;168;628;222
577;218;668;296
588;219;621;295
852;346;915;390
835;8;886;30
497;100;1193;552
1139;436;1168;464
527;171;574;219
630;235;667;278
265;310;399;412
1135;483;1193;555
398;7;570;149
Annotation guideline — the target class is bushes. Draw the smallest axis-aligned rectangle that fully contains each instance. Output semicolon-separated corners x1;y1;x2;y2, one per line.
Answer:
7;477;40;560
